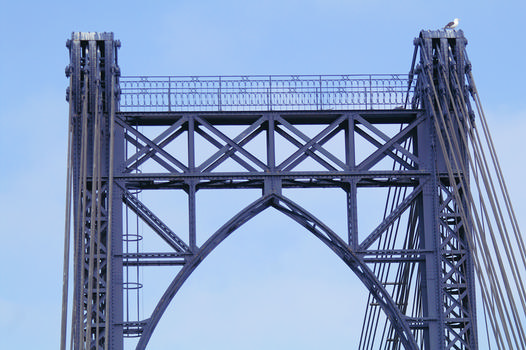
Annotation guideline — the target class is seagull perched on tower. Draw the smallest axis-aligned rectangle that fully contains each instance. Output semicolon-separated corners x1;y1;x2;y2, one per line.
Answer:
444;18;459;29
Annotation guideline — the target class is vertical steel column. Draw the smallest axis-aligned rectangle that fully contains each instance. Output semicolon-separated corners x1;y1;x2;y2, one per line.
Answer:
344;113;358;248
187;115;197;250
417;112;444;348
414;29;478;349
66;32;123;350
264;113;281;196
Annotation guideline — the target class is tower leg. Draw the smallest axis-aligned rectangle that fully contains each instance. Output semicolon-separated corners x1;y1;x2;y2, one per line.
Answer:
66;32;123;350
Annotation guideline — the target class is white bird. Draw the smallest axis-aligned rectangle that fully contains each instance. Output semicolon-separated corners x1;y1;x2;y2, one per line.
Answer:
444;18;459;29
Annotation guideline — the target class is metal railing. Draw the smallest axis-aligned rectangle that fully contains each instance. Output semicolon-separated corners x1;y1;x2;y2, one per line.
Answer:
119;74;413;112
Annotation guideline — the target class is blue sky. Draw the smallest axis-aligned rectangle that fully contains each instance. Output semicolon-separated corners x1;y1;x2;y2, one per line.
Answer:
1;0;525;349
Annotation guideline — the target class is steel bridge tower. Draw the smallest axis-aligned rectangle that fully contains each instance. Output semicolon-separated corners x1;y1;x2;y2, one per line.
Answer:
62;30;479;349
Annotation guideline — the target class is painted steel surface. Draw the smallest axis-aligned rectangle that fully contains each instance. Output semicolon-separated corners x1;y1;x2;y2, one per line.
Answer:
63;30;478;350
120;74;412;112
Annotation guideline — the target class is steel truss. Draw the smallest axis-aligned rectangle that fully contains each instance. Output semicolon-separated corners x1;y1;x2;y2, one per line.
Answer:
63;30;478;349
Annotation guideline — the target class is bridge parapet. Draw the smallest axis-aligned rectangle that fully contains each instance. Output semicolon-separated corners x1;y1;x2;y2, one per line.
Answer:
119;74;413;112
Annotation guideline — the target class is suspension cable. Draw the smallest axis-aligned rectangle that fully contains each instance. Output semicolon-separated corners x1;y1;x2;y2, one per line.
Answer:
419;42;526;349
104;67;117;350
85;72;102;350
422;55;516;349
451;64;526;315
60;75;74;350
75;72;90;350
446;51;526;347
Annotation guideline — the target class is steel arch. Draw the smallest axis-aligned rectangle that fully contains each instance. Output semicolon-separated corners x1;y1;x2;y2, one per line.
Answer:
136;193;418;349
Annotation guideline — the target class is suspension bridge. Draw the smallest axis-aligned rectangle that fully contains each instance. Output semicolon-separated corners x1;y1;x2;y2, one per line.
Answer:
60;30;526;349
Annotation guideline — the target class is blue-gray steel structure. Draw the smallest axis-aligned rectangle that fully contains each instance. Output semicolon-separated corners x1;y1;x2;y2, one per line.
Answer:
64;30;477;349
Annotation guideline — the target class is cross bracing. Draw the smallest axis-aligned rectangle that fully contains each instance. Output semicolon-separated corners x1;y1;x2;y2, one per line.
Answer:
61;30;526;350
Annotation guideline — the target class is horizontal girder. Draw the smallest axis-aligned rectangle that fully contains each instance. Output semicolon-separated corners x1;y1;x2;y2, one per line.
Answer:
118;110;420;126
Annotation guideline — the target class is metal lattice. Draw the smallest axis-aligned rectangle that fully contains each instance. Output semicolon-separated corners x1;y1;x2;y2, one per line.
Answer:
62;29;525;350
119;74;412;112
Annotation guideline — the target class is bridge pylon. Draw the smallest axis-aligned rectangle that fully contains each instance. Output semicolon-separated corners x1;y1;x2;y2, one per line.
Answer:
62;29;479;349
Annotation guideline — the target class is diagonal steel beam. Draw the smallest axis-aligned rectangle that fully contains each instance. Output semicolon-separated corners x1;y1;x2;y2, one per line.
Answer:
276;114;348;171
282;123;344;171
124;133;179;173
356;117;422;171
201;125;265;173
438;181;464;213
195;122;264;172
196;128;257;171
274;126;338;171
116;117;188;173
124;116;188;171
126;126;186;173
359;182;425;251
121;188;191;253
355;125;415;171
354;114;420;165
195;115;269;172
